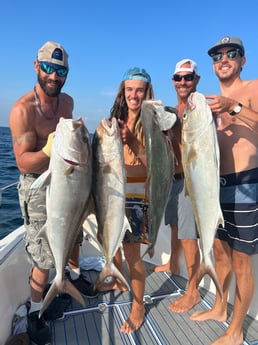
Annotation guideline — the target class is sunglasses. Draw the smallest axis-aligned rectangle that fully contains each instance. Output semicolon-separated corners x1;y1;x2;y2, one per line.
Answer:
39;62;68;77
211;49;241;63
173;73;196;82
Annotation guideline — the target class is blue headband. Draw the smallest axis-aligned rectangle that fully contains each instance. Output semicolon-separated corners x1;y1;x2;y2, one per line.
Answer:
122;67;151;83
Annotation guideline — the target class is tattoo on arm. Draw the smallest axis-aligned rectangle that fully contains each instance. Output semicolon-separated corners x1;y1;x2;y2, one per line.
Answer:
12;134;35;146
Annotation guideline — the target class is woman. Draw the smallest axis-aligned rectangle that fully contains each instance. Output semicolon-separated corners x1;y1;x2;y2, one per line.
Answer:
104;67;154;333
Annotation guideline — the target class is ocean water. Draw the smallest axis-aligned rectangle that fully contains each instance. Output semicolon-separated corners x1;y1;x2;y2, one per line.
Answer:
0;127;23;239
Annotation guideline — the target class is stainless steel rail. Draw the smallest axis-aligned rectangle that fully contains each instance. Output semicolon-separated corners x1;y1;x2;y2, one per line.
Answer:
0;181;18;207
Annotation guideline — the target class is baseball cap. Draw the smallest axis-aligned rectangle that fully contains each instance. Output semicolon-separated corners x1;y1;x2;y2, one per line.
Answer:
37;41;69;68
208;36;245;56
173;59;198;75
122;67;151;83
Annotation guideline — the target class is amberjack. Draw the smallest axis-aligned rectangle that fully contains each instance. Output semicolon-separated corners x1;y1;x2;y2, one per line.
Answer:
181;92;224;298
141;100;176;257
30;117;92;317
92;118;130;291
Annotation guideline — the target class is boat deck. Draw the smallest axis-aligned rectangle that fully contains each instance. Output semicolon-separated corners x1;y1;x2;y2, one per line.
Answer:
50;262;258;345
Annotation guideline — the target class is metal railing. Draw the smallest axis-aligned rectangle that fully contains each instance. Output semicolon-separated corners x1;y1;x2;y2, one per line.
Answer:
0;181;18;207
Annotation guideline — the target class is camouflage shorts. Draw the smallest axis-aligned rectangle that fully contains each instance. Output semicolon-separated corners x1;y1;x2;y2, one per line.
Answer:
18;174;83;269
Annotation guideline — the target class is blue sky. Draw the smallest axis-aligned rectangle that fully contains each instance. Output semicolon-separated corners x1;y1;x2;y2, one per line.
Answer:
1;0;257;133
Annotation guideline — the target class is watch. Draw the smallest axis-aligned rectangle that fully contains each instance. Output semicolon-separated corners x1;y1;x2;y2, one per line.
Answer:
229;103;242;116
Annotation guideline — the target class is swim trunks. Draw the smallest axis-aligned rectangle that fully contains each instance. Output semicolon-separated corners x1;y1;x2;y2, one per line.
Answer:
123;177;149;244
217;167;258;255
164;177;198;239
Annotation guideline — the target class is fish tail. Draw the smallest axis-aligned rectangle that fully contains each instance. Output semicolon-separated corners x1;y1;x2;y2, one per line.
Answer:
39;281;59;318
197;259;223;300
94;262;130;291
39;276;86;318
62;278;86;307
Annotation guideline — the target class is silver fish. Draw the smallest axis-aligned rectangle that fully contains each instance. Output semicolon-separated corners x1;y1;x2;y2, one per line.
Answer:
141;100;176;257
92;117;130;291
31;117;92;317
181;92;224;298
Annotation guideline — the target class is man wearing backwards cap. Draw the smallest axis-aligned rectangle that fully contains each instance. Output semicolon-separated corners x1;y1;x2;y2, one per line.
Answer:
9;41;97;345
190;36;258;345
97;67;154;333
152;59;201;314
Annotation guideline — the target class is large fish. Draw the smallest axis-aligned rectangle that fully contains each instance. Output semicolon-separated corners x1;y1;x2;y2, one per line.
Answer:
31;117;92;317
141;100;176;257
92;117;130;291
181;92;224;298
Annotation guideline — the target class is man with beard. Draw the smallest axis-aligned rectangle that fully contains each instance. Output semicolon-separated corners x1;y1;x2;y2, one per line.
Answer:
9;41;97;345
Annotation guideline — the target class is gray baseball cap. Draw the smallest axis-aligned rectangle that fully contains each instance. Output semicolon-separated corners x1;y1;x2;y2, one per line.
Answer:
208;36;245;57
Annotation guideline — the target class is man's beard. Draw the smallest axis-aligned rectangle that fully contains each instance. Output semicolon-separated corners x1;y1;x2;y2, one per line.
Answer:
38;75;65;97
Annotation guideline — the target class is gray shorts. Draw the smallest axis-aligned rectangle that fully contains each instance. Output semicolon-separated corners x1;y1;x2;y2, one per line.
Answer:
164;178;198;239
18;174;83;269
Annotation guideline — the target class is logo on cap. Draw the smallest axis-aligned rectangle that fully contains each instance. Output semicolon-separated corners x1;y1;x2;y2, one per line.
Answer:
221;36;231;44
52;49;63;61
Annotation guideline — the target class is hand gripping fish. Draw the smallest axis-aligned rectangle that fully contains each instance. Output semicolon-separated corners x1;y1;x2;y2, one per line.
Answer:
30;117;92;317
181;92;224;298
92;118;131;291
141;100;176;257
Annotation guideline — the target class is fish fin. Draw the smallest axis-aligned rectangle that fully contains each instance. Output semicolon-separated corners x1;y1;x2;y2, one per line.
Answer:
184;182;189;196
86;195;96;217
39;276;86;318
123;215;132;233
141;244;155;259
36;224;49;243
197;259;223;300
94;262;130;291
97;231;103;246
30;170;51;190
64;166;74;176
218;209;225;228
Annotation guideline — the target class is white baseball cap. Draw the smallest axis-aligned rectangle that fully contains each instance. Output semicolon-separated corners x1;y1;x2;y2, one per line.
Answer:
173;59;198;75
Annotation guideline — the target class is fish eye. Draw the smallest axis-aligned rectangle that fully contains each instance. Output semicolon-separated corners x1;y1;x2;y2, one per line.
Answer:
82;135;88;144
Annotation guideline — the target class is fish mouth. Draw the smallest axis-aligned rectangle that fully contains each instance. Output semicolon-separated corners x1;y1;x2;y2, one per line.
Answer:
100;118;117;136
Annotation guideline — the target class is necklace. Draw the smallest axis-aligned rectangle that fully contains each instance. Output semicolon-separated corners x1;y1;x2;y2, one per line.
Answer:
33;86;59;120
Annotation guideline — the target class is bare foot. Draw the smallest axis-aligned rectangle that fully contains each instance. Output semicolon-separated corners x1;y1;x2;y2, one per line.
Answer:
211;331;243;345
151;262;179;275
190;308;227;322
97;277;129;292
120;305;145;333
169;291;201;313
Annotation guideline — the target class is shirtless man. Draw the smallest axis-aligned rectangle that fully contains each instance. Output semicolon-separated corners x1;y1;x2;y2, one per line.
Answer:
190;36;258;345
9;41;96;345
153;59;201;313
108;67;154;333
